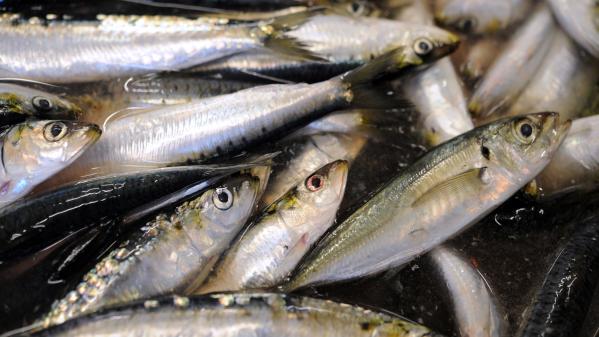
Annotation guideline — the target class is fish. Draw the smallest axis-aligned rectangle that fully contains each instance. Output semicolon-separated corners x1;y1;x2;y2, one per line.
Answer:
0;120;100;208
0;11;323;83
197;160;348;293
468;5;555;118
190;14;460;82
55;43;458;182
459;37;502;85
434;0;531;34
285;112;570;290
429;246;507;337
40;173;261;328
508;30;599;121
394;0;473;146
25;293;443;337
547;0;599;59
529;115;599;200
0;83;82;126
520;218;599;337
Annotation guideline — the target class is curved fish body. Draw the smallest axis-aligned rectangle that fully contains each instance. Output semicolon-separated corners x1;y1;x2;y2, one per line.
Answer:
198;161;348;293
430;246;506;337
395;0;473;146
29;293;441;337
0;120;100;208
548;0;599;59
434;0;531;34
509;30;599;121
533;116;599;199
469;5;555;118
286;113;570;289
460;38;502;85
41;174;261;328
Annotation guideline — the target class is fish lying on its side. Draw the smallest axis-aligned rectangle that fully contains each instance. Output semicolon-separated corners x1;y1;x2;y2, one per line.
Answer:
285;112;570;290
27;293;443;337
547;0;599;59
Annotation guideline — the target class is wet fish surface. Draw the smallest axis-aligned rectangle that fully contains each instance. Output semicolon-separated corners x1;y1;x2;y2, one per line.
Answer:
434;0;531;34
547;0;599;59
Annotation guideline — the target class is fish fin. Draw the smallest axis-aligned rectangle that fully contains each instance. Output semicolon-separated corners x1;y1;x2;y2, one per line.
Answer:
263;36;325;62
280;233;311;271
349;83;413;110
238;69;297;84
341;47;416;86
268;7;326;31
411;167;488;208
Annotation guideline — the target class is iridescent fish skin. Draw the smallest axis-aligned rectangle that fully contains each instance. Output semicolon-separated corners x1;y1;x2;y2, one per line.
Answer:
41;174;260;328
548;0;599;59
286;113;570;290
434;0;531;34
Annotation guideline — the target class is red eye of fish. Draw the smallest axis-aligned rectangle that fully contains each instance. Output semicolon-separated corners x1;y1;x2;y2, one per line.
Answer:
306;174;324;192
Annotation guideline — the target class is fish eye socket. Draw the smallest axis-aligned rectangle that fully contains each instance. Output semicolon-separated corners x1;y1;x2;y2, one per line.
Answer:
32;96;53;112
512;119;537;144
43;121;68;142
413;38;434;56
457;17;477;32
306;174;325;192
212;187;233;210
348;1;365;15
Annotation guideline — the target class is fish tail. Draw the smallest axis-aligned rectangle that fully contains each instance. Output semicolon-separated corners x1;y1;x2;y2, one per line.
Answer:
341;47;412;87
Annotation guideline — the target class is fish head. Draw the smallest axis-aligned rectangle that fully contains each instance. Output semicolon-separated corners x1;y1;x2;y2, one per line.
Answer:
402;26;460;67
249;165;272;201
329;0;381;17
297;159;348;211
0;84;83;124
434;0;511;34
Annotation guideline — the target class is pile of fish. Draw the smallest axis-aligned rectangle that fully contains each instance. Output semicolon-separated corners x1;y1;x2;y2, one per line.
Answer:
0;0;598;336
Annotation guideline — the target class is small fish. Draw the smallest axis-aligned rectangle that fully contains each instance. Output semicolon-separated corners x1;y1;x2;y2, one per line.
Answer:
429;246;507;337
285;113;570;290
0;120;100;208
459;37;503;85
0;83;82;126
469;5;556;118
41;173;261;328
434;0;531;34
28;293;443;337
548;0;599;59
197;160;348;293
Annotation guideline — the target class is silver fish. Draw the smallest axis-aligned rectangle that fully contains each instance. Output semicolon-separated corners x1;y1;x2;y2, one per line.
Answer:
429;246;507;337
434;0;531;34
459;37;503;85
548;0;599;59
41;173;261;328
197;160;348;293
285;113;570;290
469;5;556;118
0;120;100;208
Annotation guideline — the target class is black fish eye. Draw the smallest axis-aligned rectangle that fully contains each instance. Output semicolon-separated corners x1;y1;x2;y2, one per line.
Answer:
306;174;324;192
414;38;434;56
43;121;68;142
32;96;53;112
520;123;533;138
458;18;477;32
213;187;233;210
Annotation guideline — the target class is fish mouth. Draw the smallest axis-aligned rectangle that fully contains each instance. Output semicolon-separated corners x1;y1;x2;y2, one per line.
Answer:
432;34;460;61
535;111;572;150
65;123;102;160
327;160;349;198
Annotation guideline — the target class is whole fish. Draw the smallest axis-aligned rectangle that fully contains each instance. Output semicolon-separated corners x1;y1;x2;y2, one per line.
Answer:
508;30;599;121
285;112;570;290
530;115;599;199
394;0;473;146
55;42;458;182
429;246;506;337
41;173;261;328
0;120;100;208
191;14;460;82
198;160;348;293
459;37;502;85
434;0;531;34
28;293;442;337
0;11;322;83
547;0;599;59
0;83;82;126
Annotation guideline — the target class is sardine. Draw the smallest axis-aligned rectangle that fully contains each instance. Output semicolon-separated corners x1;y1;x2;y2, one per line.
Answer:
547;0;599;59
0;120;100;208
285;112;570;290
468;5;555;118
434;0;531;34
429;246;507;337
197;160;348;293
29;293;442;337
41;173;261;328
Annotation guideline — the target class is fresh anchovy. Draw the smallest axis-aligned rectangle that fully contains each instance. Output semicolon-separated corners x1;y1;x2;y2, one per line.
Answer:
285;113;570;289
459;37;502;85
27;293;442;337
0;120;100;208
394;0;473;146
41;174;261;328
0;12;322;83
547;0;599;59
198;161;348;293
520;219;599;337
191;14;460;82
531;116;599;199
429;246;507;337
0;83;82;126
55;44;457;182
434;0;531;34
509;30;599;121
469;5;555;118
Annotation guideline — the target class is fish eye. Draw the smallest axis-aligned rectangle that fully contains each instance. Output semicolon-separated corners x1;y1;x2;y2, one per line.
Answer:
457;17;477;32
32;96;54;112
212;187;233;210
413;38;434;56
512;118;537;144
347;1;365;15
306;174;325;192
43;121;68;142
